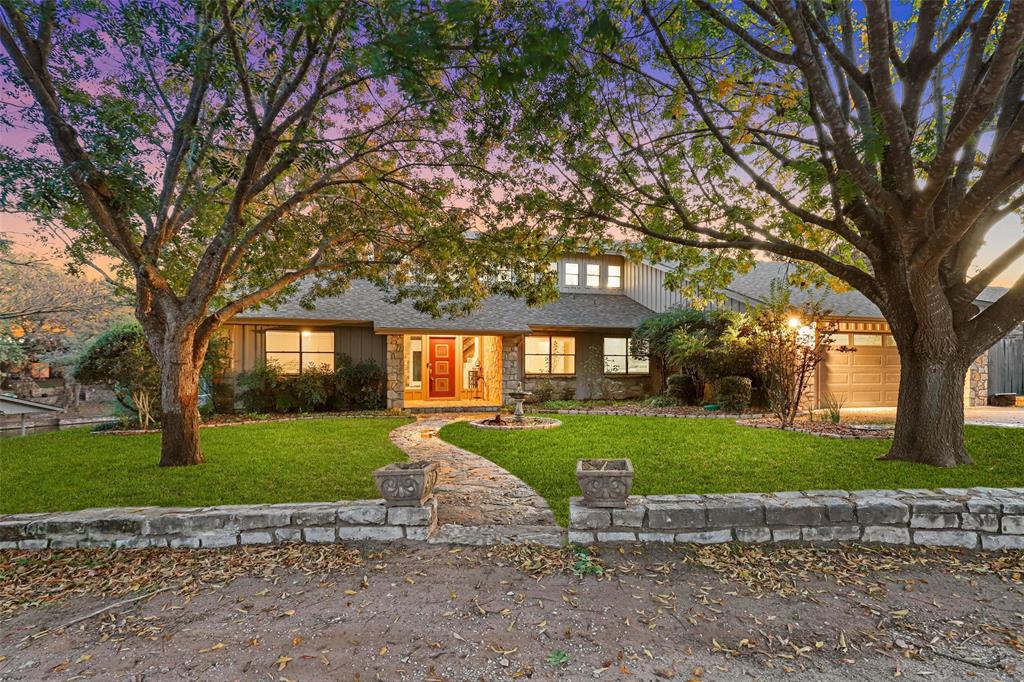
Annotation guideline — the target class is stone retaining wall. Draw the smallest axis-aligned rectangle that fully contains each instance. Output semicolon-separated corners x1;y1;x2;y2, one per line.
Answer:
568;488;1024;550
0;499;437;550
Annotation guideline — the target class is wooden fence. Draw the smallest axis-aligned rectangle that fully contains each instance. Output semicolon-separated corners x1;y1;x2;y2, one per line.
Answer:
988;336;1024;395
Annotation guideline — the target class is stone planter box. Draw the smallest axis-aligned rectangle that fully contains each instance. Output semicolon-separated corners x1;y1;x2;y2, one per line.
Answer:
576;459;634;508
373;461;438;507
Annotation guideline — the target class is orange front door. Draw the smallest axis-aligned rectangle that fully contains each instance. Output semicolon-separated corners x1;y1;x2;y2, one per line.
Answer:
428;337;456;398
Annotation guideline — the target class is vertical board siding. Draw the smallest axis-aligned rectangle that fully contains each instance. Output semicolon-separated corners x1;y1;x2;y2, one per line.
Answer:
336;326;386;366
988;335;1024;395
225;323;383;375
556;253;627;295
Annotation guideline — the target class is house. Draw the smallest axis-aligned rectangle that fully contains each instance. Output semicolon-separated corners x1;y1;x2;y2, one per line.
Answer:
225;253;1008;410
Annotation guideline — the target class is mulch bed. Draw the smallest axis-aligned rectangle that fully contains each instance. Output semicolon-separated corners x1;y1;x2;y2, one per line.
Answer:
737;417;894;440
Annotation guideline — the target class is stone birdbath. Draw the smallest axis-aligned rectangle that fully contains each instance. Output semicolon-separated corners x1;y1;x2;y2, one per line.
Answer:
507;382;532;423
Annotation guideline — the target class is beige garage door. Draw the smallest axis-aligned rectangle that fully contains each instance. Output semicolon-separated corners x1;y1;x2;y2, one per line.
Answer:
821;333;901;407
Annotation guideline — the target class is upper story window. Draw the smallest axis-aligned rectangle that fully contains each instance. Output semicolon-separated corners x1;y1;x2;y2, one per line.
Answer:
607;264;622;289
603;337;649;375
524;335;576;375
586;263;601;287
564;263;579;287
265;329;335;374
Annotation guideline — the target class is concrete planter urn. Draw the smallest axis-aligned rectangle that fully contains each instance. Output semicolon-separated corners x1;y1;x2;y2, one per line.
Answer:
576;458;634;508
373;461;438;507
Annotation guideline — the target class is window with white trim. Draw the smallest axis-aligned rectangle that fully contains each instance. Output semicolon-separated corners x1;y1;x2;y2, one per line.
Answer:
564;263;579;286
524;335;576;375
408;336;423;387
265;330;335;374
607;264;622;288
586;263;600;287
603;337;649;375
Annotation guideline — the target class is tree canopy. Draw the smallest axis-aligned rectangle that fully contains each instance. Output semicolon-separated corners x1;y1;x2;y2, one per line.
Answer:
508;0;1024;465
0;0;577;465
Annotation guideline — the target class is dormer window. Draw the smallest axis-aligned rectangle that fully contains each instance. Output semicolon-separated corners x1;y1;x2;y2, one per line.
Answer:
586;263;600;287
607;264;622;289
564;262;579;286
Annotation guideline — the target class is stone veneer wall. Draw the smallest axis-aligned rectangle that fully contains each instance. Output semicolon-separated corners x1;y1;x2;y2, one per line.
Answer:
569;488;1024;550
385;334;404;409
501;335;522;404
966;353;988;407
0;499;437;550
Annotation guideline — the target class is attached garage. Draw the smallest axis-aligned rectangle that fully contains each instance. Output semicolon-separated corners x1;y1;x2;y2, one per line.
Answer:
820;329;901;408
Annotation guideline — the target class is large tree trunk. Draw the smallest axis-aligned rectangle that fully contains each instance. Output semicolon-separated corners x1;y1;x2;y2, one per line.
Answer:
157;332;205;467
880;352;972;467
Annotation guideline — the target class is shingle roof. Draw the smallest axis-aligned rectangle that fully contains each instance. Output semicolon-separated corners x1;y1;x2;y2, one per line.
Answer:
236;279;653;332
722;261;1010;318
723;261;884;318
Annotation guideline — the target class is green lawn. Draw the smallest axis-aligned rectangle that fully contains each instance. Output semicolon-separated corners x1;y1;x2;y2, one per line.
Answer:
440;416;1024;525
0;417;412;514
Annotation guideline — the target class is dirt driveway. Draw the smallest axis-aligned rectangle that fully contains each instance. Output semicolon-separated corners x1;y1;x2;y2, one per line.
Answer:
1;543;1022;681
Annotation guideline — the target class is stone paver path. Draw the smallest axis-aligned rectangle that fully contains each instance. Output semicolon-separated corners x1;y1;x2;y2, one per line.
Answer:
389;416;556;527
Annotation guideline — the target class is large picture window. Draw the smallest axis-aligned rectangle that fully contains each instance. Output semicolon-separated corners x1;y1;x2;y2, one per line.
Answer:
265;329;335;374
524;335;576;375
603;337;649;375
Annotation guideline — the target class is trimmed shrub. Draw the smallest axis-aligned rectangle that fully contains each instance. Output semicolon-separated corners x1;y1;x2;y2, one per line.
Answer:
647;394;679;407
666;373;700;404
334;356;386;410
236;361;282;413
531;380;555;404
714;375;752;412
288;364;333;412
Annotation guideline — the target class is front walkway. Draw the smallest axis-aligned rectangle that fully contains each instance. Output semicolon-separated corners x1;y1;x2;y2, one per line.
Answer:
389;416;556;529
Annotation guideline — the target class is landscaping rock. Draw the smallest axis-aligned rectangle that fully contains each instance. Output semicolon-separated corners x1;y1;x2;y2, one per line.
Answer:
611;498;646;528
596;531;639;543
337;526;404;541
961;513;999;532
855;498;910;525
734;527;771;543
239;531;274;544
674;529;732;544
646;502;705;530
1002;515;1024;534
569;502;612;530
912;530;978;549
387;499;436;526
980;534;1024;550
567;531;595;545
302;527;337;543
861;526;911;544
801;525;861;542
290;505;341;526
910;513;960;529
770;528;801;542
337;502;386;526
703;498;764;527
197;532;238;548
764;497;826;526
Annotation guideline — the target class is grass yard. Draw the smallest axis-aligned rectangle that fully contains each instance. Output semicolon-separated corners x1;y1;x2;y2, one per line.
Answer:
0;417;412;514
440;415;1024;525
